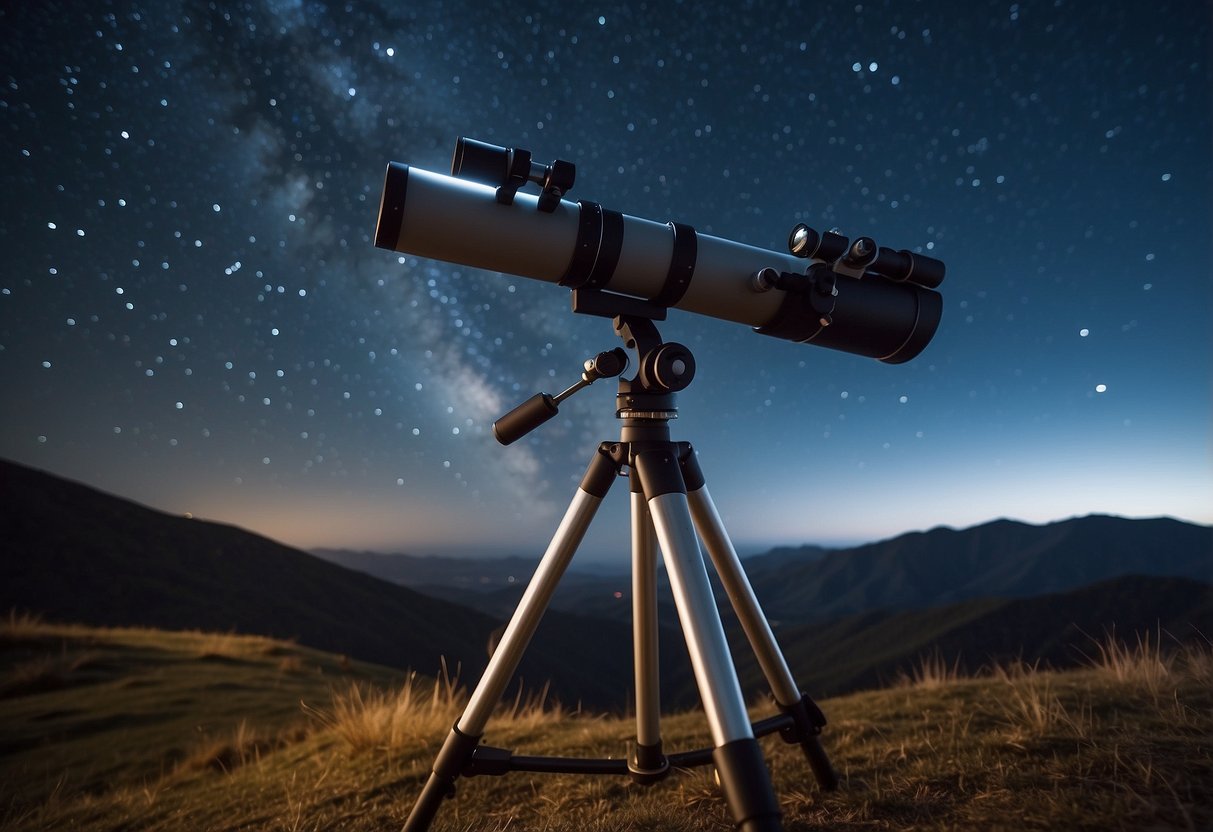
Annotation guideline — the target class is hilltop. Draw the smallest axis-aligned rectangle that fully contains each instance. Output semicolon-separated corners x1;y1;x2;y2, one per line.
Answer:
2;617;1210;830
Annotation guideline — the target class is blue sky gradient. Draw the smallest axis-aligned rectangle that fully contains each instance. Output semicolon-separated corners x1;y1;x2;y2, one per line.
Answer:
2;1;1209;561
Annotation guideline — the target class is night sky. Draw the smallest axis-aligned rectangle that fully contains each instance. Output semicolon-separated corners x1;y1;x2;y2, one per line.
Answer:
2;1;1210;563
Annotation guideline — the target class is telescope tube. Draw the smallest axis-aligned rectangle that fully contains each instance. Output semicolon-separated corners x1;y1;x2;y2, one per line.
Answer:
374;162;942;363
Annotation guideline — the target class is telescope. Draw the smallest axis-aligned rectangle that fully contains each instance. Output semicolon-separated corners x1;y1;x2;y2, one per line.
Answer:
374;137;945;363
376;138;951;832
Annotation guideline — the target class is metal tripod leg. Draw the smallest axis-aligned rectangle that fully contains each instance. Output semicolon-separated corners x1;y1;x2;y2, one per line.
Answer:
683;457;838;791
628;479;668;781
633;448;783;832
402;448;618;832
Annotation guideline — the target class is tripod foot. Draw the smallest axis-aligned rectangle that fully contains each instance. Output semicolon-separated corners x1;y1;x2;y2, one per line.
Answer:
403;724;480;832
798;734;839;792
778;695;839;791
628;740;669;785
713;738;783;832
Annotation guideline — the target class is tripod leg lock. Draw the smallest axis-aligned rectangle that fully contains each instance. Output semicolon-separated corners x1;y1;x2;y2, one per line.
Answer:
712;738;783;832
402;724;483;832
776;694;827;743
433;723;483;780
581;442;625;497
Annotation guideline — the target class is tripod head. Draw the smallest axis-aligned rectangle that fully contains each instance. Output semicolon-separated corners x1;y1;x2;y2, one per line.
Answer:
492;289;696;444
611;314;695;419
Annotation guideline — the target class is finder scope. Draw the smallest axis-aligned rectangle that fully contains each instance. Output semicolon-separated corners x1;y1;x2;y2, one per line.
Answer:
375;137;946;364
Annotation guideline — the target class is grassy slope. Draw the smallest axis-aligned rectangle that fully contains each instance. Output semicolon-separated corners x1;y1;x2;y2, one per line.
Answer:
3;618;1210;831
0;617;406;815
0;458;644;711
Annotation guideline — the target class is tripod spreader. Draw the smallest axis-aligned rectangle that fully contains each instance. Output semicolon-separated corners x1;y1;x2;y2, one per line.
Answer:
440;701;831;783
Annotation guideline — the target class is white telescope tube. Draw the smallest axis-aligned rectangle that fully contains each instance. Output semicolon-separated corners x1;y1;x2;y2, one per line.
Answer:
374;162;942;363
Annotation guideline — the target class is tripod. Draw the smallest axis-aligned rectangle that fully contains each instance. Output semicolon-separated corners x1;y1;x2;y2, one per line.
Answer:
403;303;837;832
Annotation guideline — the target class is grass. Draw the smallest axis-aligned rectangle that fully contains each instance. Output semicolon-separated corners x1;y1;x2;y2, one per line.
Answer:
0;611;404;814
302;659;465;756
2;614;1210;831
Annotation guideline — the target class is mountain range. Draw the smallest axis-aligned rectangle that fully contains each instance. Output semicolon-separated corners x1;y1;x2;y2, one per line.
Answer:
734;573;1213;698
315;514;1212;626
2;457;1210;710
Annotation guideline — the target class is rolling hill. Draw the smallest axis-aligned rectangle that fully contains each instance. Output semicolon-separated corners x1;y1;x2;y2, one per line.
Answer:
3;457;1209;712
0;458;647;709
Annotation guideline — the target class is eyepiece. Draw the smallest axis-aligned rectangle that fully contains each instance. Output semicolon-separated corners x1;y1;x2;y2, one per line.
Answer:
842;236;879;270
451;137;512;184
788;221;945;290
788;224;819;258
451;137;574;213
788;223;850;262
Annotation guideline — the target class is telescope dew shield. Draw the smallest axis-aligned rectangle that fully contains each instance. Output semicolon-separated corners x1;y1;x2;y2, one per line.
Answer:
375;163;580;280
375;159;944;364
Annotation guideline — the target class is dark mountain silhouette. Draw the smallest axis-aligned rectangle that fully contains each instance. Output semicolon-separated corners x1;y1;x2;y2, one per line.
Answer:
329;516;1212;633
311;547;623;597
740;543;834;573
0;458;652;709
739;574;1213;698
747;515;1212;624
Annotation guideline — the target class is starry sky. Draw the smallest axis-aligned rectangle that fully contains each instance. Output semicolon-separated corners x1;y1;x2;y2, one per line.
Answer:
2;0;1210;563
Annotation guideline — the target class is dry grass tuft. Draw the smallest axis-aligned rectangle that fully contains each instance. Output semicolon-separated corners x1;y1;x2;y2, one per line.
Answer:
496;678;572;729
993;672;1093;740
304;659;575;757
177;719;271;774
0;655;63;697
305;659;466;754
0;644;108;699
895;649;966;689
0;609;49;641
1177;636;1213;685
1087;627;1175;694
